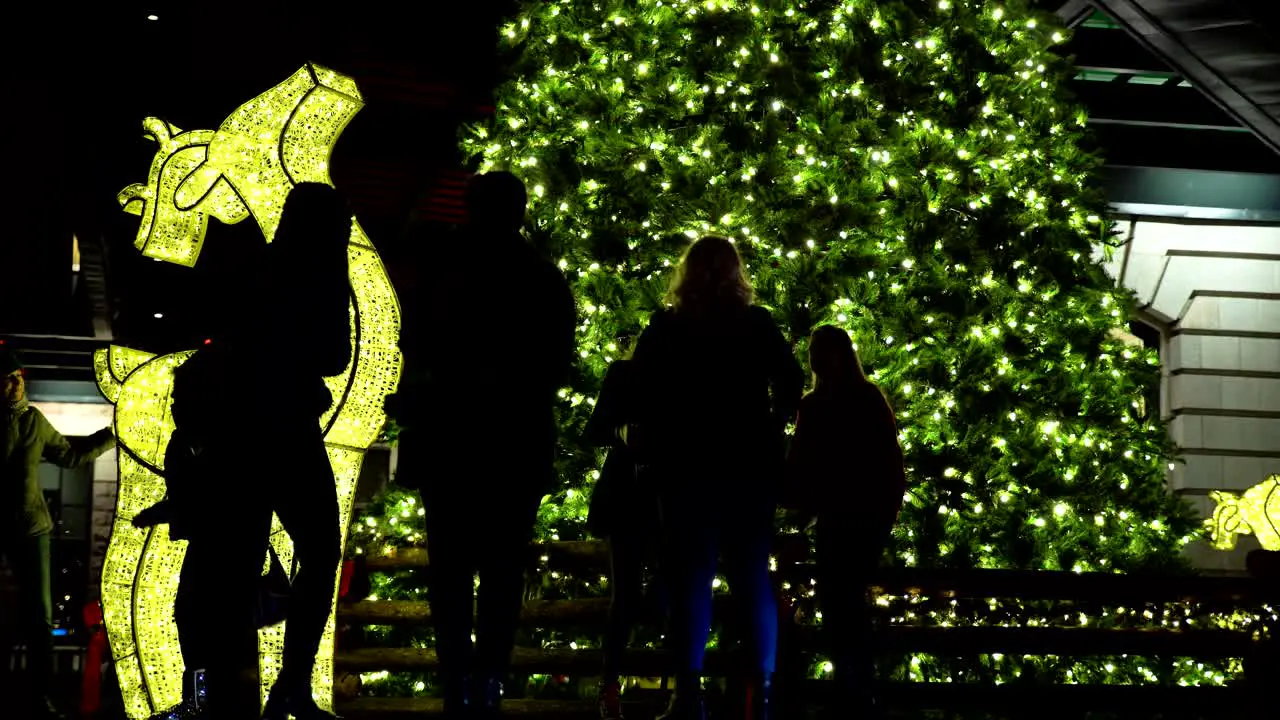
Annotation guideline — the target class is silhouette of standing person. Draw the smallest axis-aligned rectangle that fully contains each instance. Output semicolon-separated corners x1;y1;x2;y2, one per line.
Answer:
135;183;353;720
253;183;354;720
785;325;905;720
630;236;804;720
1;348;115;720
143;318;265;720
390;172;576;719
584;358;664;720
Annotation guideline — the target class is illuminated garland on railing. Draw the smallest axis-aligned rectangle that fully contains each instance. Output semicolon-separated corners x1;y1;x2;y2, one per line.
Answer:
343;489;1270;700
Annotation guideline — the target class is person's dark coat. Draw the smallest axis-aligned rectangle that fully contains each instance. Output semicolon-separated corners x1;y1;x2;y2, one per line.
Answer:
584;360;658;539
395;227;576;496
146;345;242;539
630;305;804;490
247;183;354;419
786;381;906;530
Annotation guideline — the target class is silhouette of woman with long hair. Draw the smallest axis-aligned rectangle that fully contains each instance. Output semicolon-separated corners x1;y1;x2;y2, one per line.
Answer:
630;236;804;720
786;325;905;720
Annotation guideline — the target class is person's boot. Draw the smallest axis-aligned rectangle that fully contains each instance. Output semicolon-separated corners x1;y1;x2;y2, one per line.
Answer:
30;696;67;720
146;669;209;719
262;669;339;720
146;700;206;720
828;674;880;720
25;660;65;720
830;695;882;720
745;673;774;720
655;674;705;720
596;678;625;719
472;676;503;720
441;674;470;720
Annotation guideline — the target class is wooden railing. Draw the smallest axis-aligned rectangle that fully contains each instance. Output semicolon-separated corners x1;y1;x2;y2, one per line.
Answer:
335;541;1279;719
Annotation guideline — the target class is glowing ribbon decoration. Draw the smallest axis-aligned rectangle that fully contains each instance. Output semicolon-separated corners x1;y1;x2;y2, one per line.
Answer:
95;64;401;718
1208;475;1280;551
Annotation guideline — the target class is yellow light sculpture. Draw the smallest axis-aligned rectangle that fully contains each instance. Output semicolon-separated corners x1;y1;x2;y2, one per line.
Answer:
1207;475;1280;551
96;64;401;719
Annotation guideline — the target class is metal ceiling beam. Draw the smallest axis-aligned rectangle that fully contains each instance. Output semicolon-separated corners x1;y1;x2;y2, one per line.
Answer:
1071;80;1245;132
1090;0;1280;157
1067;26;1175;75
1056;0;1095;28
1091;123;1280;176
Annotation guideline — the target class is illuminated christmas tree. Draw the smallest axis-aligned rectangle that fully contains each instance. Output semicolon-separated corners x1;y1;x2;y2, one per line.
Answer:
466;0;1197;569
352;0;1238;694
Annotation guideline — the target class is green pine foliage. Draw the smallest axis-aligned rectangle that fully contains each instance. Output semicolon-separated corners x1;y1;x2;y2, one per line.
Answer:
349;0;1252;694
466;0;1197;571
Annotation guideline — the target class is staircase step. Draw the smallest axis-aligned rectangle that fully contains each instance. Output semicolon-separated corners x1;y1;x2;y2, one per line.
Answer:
339;684;1244;717
336;647;733;676
338;625;1258;672
362;541;609;572
340;597;612;625
336;697;600;718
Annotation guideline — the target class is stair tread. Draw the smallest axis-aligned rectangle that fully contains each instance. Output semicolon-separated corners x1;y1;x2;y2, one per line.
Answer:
340;597;611;624
362;540;608;571
337;622;1259;674
336;646;710;675
337;697;599;717
339;683;1245;717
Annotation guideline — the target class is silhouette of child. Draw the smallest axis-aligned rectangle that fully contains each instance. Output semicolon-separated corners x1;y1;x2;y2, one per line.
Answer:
785;325;905;718
584;359;663;720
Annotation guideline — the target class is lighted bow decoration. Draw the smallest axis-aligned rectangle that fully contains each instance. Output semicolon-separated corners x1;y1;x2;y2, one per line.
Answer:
1207;475;1280;552
95;64;401;719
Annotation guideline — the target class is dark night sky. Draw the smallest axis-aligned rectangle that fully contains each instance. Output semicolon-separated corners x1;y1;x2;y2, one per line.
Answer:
1;2;514;348
4;1;1279;353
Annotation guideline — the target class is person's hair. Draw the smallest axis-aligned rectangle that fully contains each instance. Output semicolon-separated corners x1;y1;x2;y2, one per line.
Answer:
809;325;868;387
466;172;527;232
666;236;754;313
0;347;23;376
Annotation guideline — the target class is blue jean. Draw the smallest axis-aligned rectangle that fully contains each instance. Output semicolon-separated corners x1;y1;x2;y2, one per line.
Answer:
661;489;778;675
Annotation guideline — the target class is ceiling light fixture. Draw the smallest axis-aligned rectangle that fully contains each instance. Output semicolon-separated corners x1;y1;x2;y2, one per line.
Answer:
147;15;159;21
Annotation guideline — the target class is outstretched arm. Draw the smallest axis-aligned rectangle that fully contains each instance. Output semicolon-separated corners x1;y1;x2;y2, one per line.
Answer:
550;268;578;391
869;389;907;527
783;398;818;510
762;312;805;425
38;411;115;469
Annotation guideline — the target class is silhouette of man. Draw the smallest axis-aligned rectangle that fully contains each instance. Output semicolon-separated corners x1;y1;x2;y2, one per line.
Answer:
392;172;576;719
137;183;352;720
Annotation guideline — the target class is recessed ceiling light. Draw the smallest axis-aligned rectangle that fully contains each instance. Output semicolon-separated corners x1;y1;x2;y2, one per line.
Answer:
147;14;159;21
153;313;164;319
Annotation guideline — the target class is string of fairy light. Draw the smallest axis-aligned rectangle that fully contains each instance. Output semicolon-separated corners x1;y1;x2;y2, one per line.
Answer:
459;0;1196;582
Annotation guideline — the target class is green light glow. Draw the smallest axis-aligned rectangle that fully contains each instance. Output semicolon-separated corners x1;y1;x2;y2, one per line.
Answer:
351;0;1245;694
467;0;1194;571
